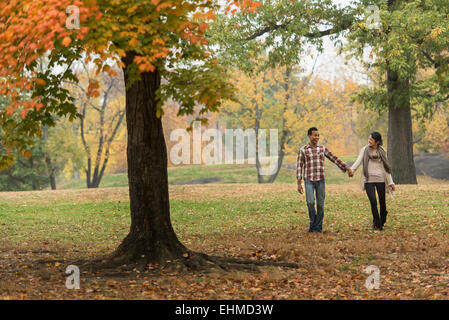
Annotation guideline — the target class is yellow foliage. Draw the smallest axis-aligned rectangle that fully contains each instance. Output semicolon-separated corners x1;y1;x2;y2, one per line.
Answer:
221;64;362;158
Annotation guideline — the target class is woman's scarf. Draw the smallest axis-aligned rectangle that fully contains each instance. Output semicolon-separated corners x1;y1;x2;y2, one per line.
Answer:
362;145;392;179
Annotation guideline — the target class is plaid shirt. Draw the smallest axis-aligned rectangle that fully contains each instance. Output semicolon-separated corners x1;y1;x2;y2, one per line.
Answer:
296;144;348;182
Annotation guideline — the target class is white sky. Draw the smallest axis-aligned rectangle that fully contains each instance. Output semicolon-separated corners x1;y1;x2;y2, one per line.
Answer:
300;0;372;85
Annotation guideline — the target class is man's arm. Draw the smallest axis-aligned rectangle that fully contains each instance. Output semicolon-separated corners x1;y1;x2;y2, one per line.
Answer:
324;147;348;173
297;148;305;182
296;148;305;194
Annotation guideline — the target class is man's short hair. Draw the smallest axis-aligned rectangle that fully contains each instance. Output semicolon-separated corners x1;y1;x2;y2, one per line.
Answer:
308;127;318;136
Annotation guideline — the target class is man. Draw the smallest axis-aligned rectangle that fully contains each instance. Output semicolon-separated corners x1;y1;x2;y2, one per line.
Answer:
297;127;353;233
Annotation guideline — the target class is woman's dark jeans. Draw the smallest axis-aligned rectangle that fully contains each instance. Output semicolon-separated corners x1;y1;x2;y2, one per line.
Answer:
364;182;387;229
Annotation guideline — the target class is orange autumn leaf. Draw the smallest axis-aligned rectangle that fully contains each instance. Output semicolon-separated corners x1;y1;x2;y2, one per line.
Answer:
189;35;201;45
156;2;173;11
129;38;139;47
138;63;156;72
198;22;209;33
20;109;28;119
34;78;47;86
5;106;15;116
62;36;72;47
90;90;100;98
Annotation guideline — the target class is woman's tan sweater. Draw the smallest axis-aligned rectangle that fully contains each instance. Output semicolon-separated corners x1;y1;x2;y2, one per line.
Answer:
350;145;395;194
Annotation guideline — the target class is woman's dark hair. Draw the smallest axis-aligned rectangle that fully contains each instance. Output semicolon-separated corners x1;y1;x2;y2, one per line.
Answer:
370;131;383;146
308;127;318;136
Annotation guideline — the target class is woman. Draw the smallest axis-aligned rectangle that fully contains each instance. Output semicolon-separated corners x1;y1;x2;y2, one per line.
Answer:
350;132;396;231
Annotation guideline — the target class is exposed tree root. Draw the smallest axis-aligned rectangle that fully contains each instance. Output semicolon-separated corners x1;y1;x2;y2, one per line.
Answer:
69;249;299;277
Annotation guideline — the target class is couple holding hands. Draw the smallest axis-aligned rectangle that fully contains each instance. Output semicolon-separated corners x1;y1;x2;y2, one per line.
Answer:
296;127;396;233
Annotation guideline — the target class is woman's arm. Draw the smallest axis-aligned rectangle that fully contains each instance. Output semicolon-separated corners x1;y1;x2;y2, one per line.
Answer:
385;150;394;186
386;172;396;191
386;172;394;185
350;146;365;172
384;150;395;190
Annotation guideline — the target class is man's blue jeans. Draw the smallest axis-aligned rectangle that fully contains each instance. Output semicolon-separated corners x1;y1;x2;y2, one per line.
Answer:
304;179;326;232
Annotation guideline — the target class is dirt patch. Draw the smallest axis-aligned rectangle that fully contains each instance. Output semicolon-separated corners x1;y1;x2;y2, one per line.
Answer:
0;188;130;205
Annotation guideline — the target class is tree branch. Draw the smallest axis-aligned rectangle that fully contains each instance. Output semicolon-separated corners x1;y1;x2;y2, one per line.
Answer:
244;15;354;41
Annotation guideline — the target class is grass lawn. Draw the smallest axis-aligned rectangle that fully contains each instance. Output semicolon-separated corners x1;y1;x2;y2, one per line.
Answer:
58;164;298;189
0;164;448;299
58;155;362;189
58;154;447;189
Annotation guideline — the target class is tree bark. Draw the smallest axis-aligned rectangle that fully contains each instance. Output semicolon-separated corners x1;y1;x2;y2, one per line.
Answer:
386;65;418;184
45;156;57;190
112;52;188;265
384;0;417;184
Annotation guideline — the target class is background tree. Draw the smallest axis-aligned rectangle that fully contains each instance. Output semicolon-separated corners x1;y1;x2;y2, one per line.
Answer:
0;134;49;191
346;0;449;183
0;84;82;190
220;58;362;182
0;123;83;191
221;62;308;182
44;120;85;188
65;61;126;188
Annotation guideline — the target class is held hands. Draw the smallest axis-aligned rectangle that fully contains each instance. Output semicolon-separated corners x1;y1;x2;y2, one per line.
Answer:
347;168;354;178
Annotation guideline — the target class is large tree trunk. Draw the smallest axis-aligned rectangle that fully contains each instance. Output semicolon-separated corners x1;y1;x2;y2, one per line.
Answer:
386;66;417;184
85;53;299;272
112;52;188;265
